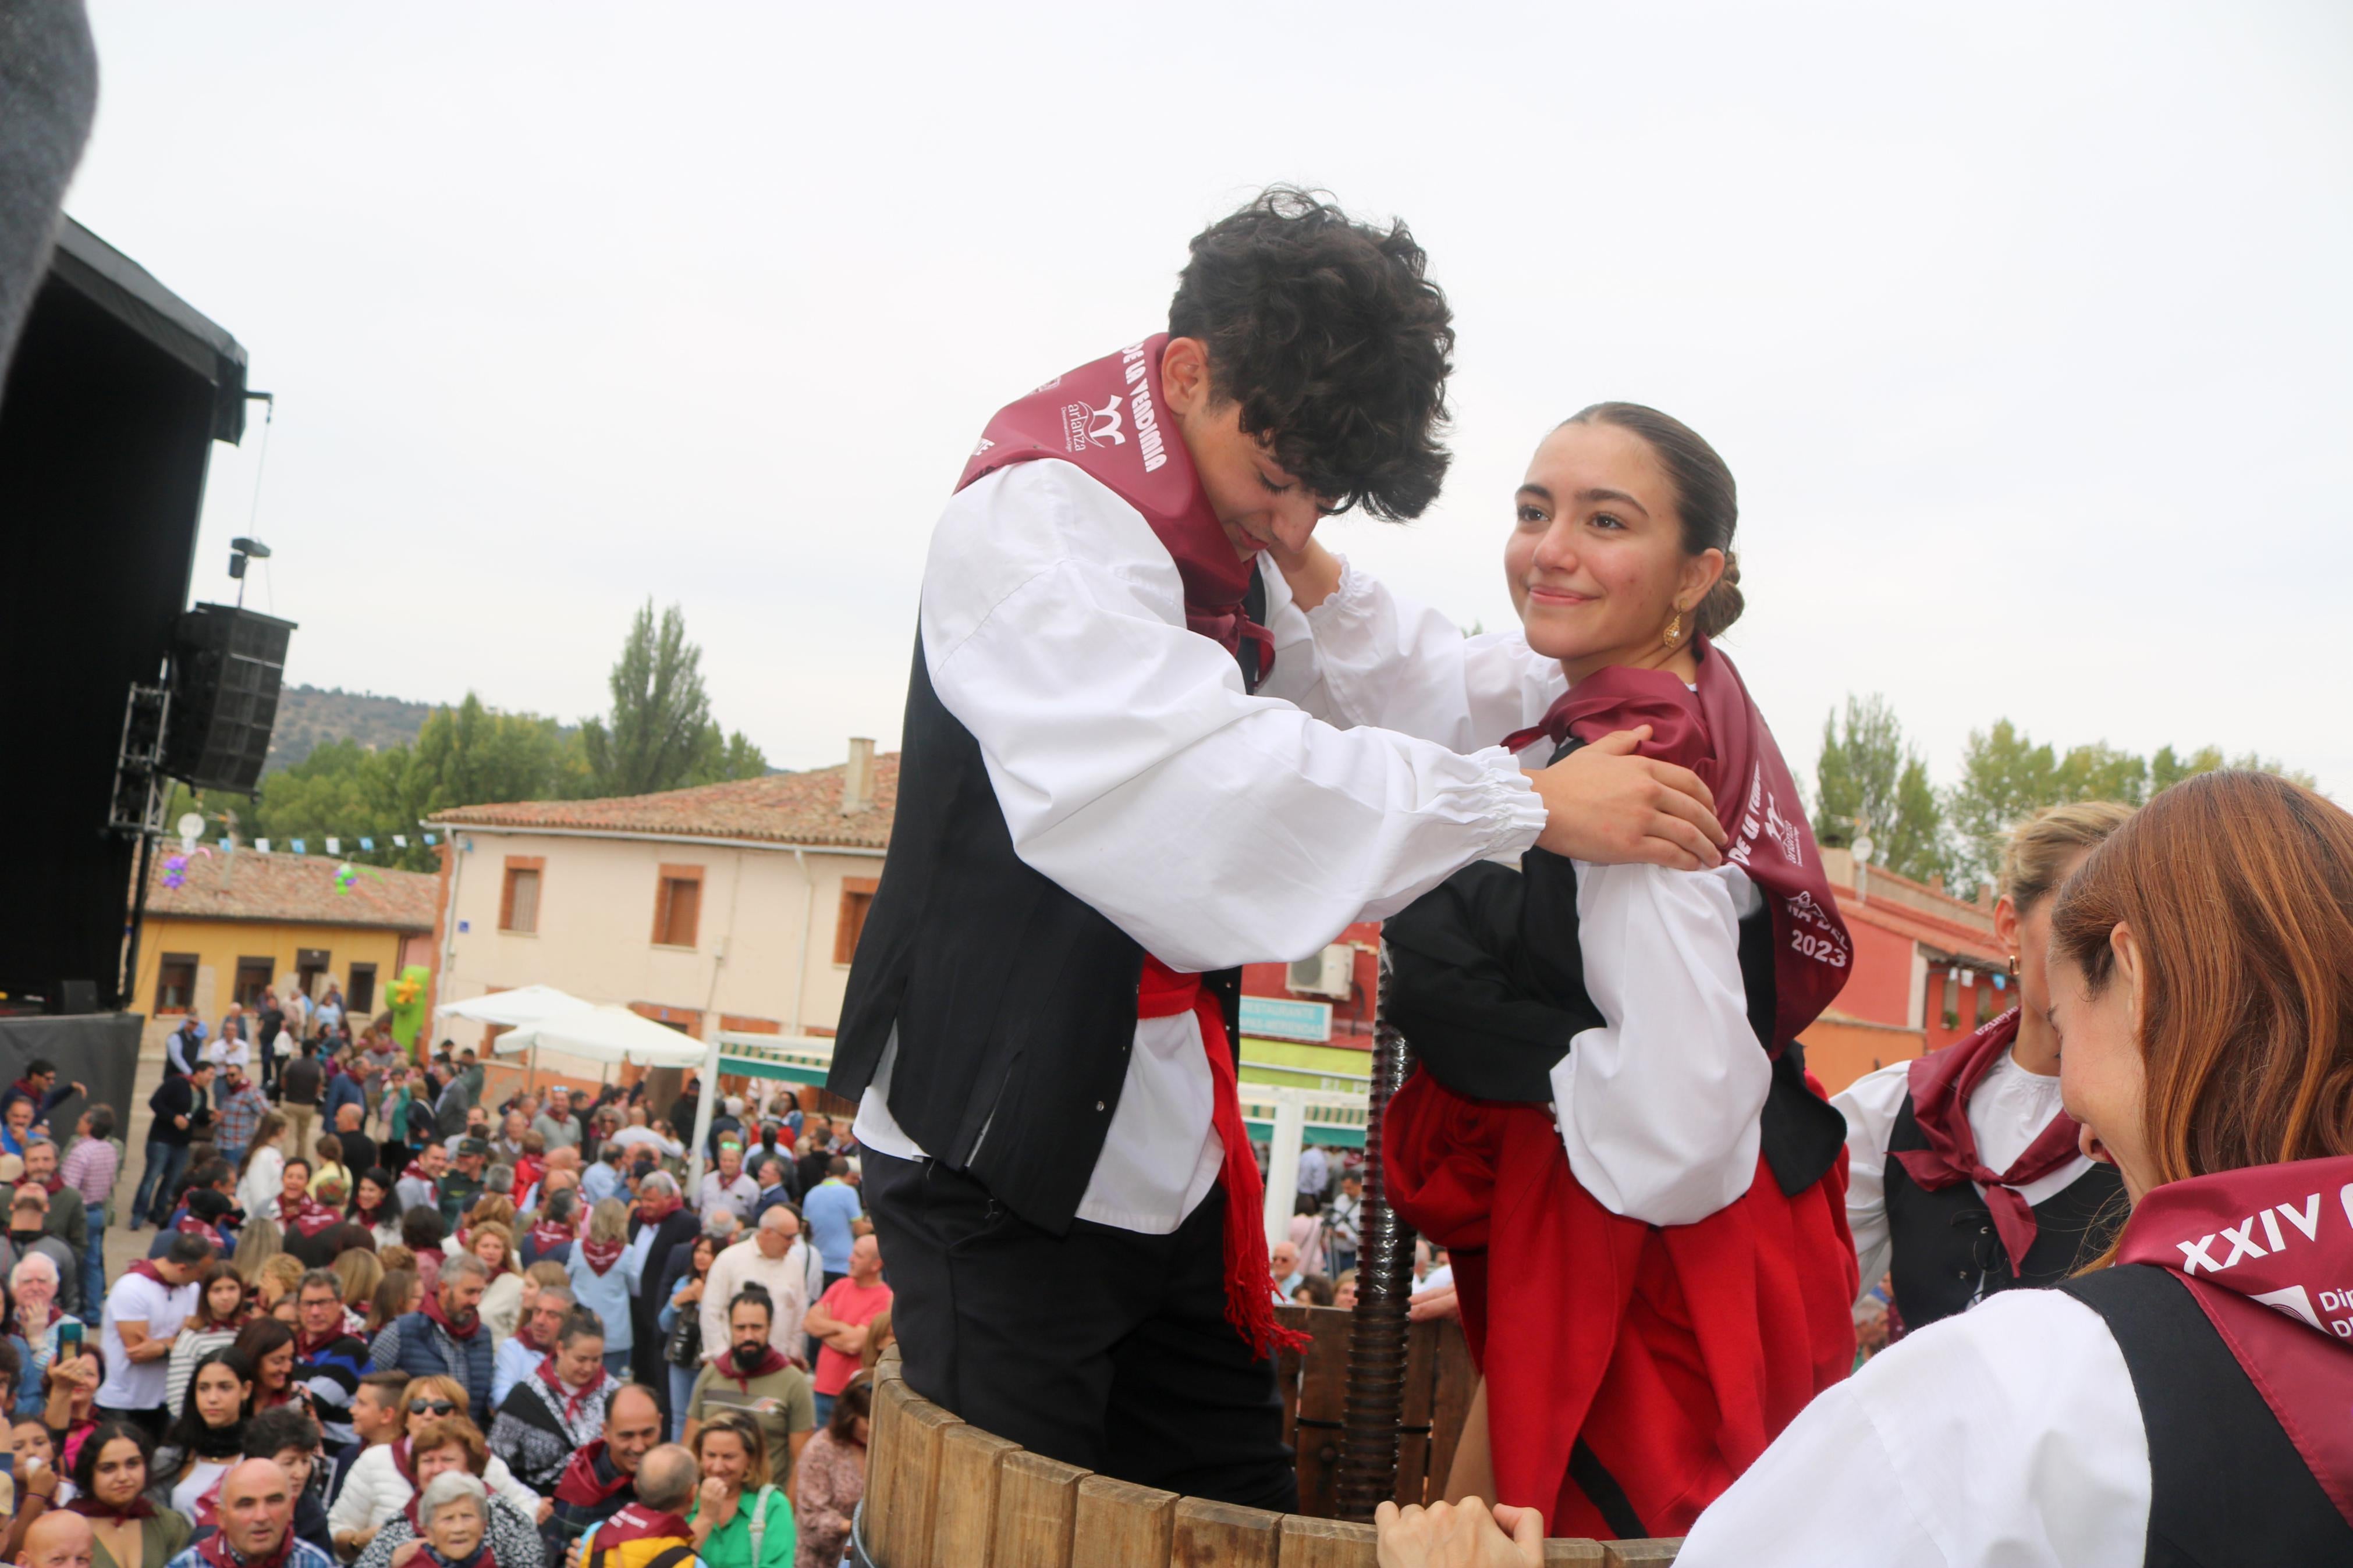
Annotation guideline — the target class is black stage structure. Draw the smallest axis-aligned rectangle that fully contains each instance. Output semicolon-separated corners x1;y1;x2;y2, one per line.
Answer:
0;218;254;1038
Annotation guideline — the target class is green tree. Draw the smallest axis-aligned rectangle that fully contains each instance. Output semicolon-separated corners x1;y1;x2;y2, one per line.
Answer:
1946;723;2317;891
581;601;764;796
1812;694;1950;886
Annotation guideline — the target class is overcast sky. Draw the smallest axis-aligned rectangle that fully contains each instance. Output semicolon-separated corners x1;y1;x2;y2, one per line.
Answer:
65;1;2353;799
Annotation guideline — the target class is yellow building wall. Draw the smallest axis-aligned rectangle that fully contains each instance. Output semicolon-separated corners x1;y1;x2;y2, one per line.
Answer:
130;919;418;1052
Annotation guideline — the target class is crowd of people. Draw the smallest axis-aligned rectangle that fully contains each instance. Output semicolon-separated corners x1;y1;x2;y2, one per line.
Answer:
0;1034;890;1568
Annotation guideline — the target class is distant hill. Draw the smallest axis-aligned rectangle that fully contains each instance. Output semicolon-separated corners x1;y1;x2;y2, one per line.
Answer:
266;684;434;771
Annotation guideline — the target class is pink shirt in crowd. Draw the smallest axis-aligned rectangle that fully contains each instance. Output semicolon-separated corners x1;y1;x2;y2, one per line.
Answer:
59;1137;118;1205
812;1277;892;1396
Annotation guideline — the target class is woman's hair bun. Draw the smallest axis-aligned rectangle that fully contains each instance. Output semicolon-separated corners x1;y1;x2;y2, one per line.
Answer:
1695;549;1743;638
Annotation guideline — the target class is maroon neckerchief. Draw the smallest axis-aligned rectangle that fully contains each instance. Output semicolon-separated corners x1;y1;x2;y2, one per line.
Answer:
176;1213;229;1250
1500;638;1849;1056
528;1217;573;1255
402;1161;439;1200
68;1493;158;1521
1890;1008;2086;1277
592;1503;691;1548
712;1341;789;1392
2114;1155;2353;1529
512;1314;556;1359
197;1523;296;1568
282;1194;340;1238
578;1238;624;1276
956;335;1272;671
421;1286;482;1341
552;1442;634;1508
535;1355;605;1422
297;1318;352;1359
125;1260;169;1286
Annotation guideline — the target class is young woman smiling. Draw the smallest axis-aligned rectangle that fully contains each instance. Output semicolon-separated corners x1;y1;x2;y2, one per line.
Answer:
1268;404;1857;1539
67;1419;191;1568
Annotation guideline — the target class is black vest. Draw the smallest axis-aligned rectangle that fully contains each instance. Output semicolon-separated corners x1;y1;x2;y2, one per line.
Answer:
1382;819;1849;1200
830;582;1262;1233
2058;1265;2351;1566
1883;1093;2126;1329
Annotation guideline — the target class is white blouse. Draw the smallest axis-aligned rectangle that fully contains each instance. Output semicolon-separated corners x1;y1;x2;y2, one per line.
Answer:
1837;1046;2101;1304
236;1144;285;1225
1676;1288;2150;1566
1275;556;1769;1225
853;461;1548;1235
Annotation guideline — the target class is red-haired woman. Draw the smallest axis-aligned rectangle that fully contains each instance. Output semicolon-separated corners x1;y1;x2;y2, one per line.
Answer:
1374;776;2353;1568
1664;770;2353;1562
1269;404;1857;1538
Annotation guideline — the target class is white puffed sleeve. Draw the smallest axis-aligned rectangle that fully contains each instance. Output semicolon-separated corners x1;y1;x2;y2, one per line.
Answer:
1549;861;1771;1226
1676;1290;2149;1567
1833;1060;1915;1306
1290;554;1566;748
923;463;1547;973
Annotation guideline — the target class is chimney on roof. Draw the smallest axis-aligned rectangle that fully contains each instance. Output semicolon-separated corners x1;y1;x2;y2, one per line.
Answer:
841;737;875;815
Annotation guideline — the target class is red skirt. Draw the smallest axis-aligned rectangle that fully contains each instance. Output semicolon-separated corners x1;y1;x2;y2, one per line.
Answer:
1385;1069;1858;1538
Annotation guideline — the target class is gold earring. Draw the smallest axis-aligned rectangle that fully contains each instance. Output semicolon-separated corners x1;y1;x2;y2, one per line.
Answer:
1663;606;1682;648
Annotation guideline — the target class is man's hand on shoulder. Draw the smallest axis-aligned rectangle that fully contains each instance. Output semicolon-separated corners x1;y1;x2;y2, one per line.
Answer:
1530;727;1726;871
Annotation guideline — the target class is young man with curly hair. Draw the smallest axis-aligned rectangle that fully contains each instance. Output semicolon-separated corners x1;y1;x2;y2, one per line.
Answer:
831;188;1726;1509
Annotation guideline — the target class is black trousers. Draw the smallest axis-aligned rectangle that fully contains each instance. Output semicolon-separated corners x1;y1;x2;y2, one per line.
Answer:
863;1147;1297;1512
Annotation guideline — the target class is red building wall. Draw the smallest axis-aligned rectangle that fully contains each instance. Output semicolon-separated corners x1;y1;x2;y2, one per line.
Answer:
1830;919;1917;1028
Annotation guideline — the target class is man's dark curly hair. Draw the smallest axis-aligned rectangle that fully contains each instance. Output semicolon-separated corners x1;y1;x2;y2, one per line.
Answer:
1169;187;1454;521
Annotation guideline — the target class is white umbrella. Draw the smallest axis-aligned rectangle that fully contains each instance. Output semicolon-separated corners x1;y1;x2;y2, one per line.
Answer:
492;1005;710;1068
433;985;595;1027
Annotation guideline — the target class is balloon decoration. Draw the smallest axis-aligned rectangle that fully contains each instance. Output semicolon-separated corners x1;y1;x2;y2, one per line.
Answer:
159;846;213;889
387;964;432;1052
333;861;387;895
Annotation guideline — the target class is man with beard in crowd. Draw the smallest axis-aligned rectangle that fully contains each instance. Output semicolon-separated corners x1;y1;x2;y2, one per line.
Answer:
368;1252;494;1417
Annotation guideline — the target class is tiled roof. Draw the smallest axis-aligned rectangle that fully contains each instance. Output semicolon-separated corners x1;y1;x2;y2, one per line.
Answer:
427;755;899;851
145;848;441;931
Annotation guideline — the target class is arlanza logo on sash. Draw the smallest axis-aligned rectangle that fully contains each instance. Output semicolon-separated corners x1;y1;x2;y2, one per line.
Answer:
1063;395;1126;451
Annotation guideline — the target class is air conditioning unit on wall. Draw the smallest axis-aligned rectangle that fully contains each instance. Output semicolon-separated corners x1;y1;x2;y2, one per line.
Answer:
1287;944;1354;1000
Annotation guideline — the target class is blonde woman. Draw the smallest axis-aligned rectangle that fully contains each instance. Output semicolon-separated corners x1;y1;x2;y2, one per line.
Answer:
1836;802;2135;1332
562;1198;644;1377
469;1223;524;1346
333;1247;385;1314
689;1409;796;1568
229;1217;282;1289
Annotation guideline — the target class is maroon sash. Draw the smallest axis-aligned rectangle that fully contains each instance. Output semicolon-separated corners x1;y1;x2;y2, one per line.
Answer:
1501;638;1850;1054
2114;1156;2353;1527
956;336;1269;669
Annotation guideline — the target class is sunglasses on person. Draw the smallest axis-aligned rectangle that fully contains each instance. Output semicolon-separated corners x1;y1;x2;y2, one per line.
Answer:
408;1399;458;1416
